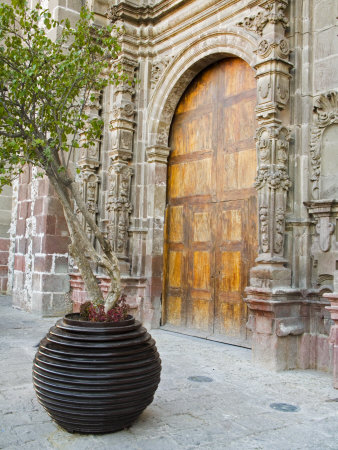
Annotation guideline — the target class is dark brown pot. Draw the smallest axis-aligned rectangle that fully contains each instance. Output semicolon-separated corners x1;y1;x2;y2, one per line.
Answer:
32;314;161;434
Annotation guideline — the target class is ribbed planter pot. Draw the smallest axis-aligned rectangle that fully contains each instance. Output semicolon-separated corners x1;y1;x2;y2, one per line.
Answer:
32;314;161;434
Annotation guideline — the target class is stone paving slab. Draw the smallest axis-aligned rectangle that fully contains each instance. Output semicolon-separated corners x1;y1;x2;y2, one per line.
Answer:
1;294;338;450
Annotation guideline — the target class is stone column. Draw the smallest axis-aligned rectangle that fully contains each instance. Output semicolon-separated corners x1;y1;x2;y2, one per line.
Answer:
239;1;304;369
145;145;171;327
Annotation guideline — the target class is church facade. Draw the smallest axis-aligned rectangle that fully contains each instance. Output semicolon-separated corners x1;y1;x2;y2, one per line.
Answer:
2;0;338;383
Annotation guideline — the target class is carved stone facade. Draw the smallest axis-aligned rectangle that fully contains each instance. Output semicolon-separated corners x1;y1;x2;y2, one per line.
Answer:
4;0;338;385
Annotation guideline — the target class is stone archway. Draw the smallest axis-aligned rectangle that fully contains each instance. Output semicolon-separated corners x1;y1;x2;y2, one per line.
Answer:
144;32;258;330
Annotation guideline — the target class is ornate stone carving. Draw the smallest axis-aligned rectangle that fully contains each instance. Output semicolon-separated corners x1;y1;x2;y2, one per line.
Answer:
106;6;119;23
257;38;290;59
259;78;271;100
76;88;102;243
259;206;270;253
305;200;337;253
310;91;338;198
274;207;285;253
106;56;138;268
75;172;100;242
255;126;291;191
112;103;135;120
150;55;174;92
78;90;102;169
237;1;289;36
316;219;335;252
107;165;133;256
156;127;170;146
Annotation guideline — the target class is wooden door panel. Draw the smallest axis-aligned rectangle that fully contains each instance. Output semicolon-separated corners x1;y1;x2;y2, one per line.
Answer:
169;205;184;243
168;156;214;199
221;58;256;98
164;57;258;345
187;204;215;333
164;203;187;327
221;209;242;243
166;295;183;326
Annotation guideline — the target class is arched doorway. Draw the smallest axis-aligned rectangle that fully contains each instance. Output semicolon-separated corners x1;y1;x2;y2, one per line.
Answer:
162;57;258;347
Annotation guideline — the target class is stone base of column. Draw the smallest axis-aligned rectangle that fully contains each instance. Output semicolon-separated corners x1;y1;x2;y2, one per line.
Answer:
246;261;305;370
246;293;306;370
324;287;338;389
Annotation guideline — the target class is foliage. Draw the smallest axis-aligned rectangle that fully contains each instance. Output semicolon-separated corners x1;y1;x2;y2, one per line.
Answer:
0;0;129;309
0;0;125;186
79;294;130;322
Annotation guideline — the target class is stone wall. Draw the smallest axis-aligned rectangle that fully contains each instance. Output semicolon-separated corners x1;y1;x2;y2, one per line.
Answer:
11;167;71;316
0;186;12;293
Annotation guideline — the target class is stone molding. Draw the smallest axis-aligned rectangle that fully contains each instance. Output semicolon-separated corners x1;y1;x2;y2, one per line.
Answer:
146;145;170;164
310;91;338;199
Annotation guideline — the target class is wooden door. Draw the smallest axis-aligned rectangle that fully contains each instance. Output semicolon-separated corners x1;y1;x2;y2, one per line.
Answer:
162;58;258;346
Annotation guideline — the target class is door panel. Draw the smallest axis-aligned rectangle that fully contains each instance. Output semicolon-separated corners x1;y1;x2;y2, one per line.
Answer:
163;57;258;346
187;203;216;334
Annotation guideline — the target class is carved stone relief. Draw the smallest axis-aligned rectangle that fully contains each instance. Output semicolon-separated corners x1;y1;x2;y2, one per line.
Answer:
310;91;338;199
237;1;289;36
150;55;174;93
76;88;102;243
259;205;270;253
106;56;138;264
107;165;133;257
255;126;291;192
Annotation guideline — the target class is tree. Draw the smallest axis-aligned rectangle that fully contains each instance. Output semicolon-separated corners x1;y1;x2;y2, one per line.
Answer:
0;0;128;311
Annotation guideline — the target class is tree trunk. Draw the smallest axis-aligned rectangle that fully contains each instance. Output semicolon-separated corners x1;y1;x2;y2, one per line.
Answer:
47;170;121;310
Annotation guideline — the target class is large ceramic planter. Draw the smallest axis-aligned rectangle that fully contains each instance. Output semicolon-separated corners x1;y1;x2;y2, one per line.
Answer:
32;314;161;434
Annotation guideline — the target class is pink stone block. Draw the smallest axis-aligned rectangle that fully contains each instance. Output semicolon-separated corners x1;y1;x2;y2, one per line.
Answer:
255;315;273;334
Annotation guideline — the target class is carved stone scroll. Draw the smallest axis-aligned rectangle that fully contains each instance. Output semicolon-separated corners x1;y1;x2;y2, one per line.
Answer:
237;1;289;36
310;91;338;199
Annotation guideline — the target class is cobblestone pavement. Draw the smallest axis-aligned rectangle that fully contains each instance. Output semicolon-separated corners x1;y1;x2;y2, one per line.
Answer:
1;294;338;450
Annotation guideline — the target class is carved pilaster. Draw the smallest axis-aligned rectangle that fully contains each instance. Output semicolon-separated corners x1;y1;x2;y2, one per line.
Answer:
243;1;298;370
78;90;101;170
253;3;293;123
109;57;138;162
107;163;133;258
77;89;102;242
255;125;291;261
240;0;293;267
106;57;138;270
